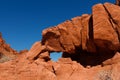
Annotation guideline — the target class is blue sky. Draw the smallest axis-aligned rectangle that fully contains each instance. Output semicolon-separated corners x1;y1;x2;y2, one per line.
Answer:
0;0;115;61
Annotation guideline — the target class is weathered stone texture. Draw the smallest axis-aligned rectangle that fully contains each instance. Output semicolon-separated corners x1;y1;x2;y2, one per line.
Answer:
0;2;120;80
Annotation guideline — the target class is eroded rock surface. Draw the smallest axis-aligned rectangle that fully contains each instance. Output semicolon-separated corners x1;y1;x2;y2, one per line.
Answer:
0;2;120;80
41;3;120;66
0;53;120;80
0;33;17;63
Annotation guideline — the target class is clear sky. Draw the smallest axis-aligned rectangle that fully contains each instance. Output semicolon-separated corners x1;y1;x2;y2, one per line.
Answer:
0;0;115;61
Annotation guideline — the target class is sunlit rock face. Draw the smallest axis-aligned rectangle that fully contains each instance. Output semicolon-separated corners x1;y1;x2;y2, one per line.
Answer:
0;33;17;63
0;2;120;80
41;3;120;66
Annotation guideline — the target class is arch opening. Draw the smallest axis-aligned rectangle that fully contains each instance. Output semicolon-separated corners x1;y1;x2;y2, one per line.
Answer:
50;52;62;61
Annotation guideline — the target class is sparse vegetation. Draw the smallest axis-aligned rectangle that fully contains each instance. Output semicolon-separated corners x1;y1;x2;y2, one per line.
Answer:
0;53;11;63
95;70;113;80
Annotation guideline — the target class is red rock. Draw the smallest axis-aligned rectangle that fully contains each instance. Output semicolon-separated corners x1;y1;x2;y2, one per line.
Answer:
104;2;120;40
42;27;65;52
92;3;119;45
38;51;50;61
58;20;76;53
1;2;120;80
19;49;28;54
71;16;82;47
81;14;90;50
26;41;44;60
57;58;73;64
42;3;120;56
42;17;83;53
0;33;17;63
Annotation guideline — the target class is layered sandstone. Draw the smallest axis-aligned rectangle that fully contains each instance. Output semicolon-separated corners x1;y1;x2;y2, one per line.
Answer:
0;2;120;80
0;33;17;63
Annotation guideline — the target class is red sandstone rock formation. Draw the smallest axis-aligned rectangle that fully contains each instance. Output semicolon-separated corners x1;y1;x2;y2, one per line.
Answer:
40;3;120;66
0;2;120;80
0;33;18;63
42;3;120;53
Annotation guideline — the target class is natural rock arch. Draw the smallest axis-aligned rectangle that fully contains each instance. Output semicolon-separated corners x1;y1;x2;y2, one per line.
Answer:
27;3;120;67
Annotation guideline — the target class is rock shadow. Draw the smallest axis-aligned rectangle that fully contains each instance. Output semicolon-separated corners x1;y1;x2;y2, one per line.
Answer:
62;39;120;67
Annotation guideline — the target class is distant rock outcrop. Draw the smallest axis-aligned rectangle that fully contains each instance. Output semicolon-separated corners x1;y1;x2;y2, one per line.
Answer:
0;33;17;63
0;2;120;80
